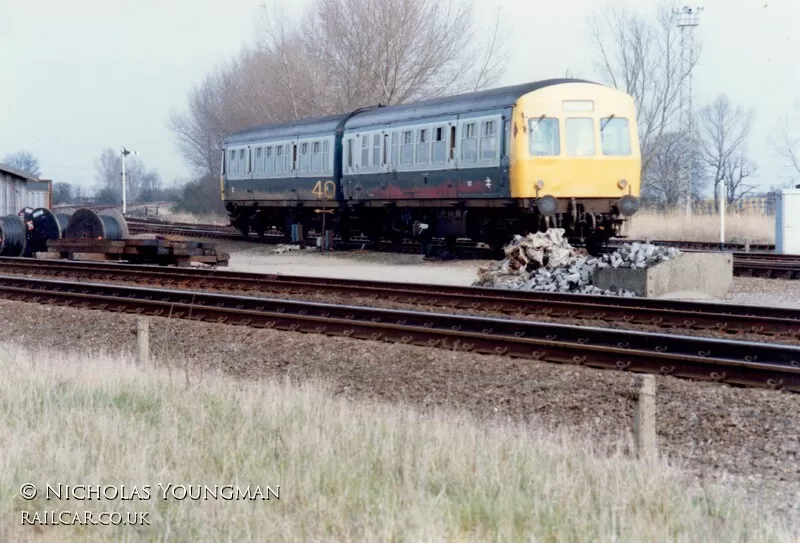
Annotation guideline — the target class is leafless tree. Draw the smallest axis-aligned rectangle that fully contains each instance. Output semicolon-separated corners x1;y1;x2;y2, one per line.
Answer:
94;148;161;204
169;0;508;186
641;131;705;209
697;94;755;208
586;0;699;176
52;182;74;205
2;151;41;177
775;100;800;182
721;152;757;207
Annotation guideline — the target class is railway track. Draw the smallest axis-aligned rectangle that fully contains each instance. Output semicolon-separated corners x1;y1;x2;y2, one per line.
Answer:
125;219;800;279
0;274;797;392
1;256;799;339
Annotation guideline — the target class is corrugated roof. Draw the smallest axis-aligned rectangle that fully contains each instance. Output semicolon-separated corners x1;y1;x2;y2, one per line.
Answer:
0;162;38;181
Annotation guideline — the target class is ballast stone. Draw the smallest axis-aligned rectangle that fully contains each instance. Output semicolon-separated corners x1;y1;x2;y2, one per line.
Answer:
473;229;684;297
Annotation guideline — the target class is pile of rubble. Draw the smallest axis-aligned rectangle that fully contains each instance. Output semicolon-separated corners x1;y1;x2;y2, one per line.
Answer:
473;229;682;296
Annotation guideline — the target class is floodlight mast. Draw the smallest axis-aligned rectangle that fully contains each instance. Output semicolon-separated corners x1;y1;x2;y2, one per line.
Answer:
676;5;703;216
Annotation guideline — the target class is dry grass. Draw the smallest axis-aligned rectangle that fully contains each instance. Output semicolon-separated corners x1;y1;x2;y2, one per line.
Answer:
0;344;795;542
156;209;230;226
625;210;775;244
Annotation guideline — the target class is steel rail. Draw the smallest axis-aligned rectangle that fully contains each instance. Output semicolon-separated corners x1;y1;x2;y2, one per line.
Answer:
1;257;799;339
0;274;797;392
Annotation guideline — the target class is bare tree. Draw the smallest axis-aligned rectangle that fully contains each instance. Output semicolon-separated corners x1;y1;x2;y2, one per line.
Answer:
775;100;800;182
93;148;161;204
52;182;74;205
169;0;508;187
697;94;754;208
721;152;757;207
586;0;699;176
641;131;705;209
2;151;41;177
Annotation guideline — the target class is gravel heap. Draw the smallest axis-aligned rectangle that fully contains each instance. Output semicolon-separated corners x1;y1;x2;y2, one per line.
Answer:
473;229;682;296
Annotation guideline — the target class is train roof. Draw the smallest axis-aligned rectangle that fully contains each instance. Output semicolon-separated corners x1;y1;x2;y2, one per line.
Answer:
344;78;597;129
224;113;351;145
223;78;599;144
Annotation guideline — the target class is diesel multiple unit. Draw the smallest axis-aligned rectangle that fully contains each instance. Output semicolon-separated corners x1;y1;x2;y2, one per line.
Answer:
221;78;641;254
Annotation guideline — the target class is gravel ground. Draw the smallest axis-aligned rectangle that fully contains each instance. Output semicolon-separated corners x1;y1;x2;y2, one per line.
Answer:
1;297;798;521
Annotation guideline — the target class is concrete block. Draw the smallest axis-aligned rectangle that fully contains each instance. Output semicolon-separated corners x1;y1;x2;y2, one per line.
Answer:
593;252;733;298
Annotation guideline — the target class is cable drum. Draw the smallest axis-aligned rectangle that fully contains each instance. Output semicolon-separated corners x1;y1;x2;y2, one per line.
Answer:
64;208;129;240
25;208;69;254
0;215;28;257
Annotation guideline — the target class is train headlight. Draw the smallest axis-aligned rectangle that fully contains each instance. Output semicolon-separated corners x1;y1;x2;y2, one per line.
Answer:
618;195;639;216
536;179;545;189
536;195;558;216
618;178;628;189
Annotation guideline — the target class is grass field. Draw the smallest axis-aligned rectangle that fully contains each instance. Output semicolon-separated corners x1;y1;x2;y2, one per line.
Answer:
0;345;794;542
625;210;775;244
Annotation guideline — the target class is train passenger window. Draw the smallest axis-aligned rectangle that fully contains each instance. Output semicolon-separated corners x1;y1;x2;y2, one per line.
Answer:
255;147;263;174
229;150;237;176
461;122;477;162
289;144;296;171
432;126;446;164
361;136;369;167
299;142;309;172
565;118;595;156
265;147;273;174
311;141;322;171
600;117;631;156
372;134;381;166
401;130;413;166
391;133;399;166
275;145;284;174
416;129;429;165
528;118;560;156
323;140;330;170
479;120;497;161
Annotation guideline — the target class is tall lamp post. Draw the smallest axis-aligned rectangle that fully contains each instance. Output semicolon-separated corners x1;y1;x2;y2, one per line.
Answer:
121;146;138;215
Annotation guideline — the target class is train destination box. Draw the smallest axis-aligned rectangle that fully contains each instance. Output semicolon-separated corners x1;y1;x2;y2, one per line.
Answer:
775;188;800;255
592;251;733;299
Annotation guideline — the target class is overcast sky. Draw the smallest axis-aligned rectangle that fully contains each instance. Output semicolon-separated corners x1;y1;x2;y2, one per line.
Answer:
0;0;797;193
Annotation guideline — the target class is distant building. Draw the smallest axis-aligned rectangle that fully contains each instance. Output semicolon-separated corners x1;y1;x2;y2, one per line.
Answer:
0;163;54;215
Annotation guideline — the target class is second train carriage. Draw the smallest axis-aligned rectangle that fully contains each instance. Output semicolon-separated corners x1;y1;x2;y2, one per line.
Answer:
221;78;641;253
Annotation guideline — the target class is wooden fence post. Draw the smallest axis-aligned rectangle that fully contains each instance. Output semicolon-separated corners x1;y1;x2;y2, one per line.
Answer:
634;374;657;461
137;317;150;367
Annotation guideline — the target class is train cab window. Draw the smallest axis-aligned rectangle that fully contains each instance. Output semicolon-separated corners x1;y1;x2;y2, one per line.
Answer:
479;120;497;161
275;145;284;174
416;129;429;165
346;139;353;169
432;126;446;164
529;117;560;156
565;118;596;156
265;146;273;174
361;136;369;167
600;117;632;156
461;122;477;162
229;150;237;176
401;130;413;166
371;134;380;166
